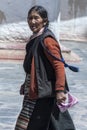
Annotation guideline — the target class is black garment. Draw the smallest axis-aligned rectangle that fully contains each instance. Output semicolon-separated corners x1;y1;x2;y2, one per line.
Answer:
23;38;36;74
27;97;75;130
49;104;76;130
24;29;69;98
25;28;75;130
27;97;55;130
23;32;57;98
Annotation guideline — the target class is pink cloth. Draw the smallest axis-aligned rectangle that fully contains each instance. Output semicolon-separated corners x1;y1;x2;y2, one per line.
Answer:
57;92;78;112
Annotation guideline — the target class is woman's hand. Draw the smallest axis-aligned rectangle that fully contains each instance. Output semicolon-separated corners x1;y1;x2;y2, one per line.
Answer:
56;92;66;104
20;83;25;95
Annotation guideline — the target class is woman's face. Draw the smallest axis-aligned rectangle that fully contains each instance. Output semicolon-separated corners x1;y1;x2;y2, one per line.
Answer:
27;11;44;33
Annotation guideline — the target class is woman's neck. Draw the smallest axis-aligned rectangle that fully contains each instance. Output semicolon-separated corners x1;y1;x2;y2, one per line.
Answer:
30;27;45;40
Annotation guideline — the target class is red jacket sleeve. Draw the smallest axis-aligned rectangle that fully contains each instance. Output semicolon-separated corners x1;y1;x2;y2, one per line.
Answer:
44;37;65;91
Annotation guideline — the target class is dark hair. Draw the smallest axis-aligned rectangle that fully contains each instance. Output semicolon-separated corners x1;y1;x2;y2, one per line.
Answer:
28;5;49;26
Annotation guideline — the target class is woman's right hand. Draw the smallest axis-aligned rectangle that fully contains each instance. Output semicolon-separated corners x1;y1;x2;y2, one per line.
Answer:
56;92;66;104
20;83;25;95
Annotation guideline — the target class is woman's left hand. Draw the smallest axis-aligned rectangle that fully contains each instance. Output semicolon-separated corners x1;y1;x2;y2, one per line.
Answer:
56;92;66;104
20;83;25;95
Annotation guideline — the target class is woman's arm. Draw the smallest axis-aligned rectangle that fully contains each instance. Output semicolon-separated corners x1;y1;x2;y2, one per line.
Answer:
44;37;66;103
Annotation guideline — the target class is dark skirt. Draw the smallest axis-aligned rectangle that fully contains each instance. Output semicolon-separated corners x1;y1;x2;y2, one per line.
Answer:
49;104;76;130
15;95;75;130
27;98;76;130
27;97;55;130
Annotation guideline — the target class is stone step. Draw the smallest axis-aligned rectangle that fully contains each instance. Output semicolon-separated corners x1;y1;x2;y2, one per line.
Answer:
0;42;81;62
0;42;26;60
0;42;71;52
0;48;81;62
0;42;26;50
0;49;25;60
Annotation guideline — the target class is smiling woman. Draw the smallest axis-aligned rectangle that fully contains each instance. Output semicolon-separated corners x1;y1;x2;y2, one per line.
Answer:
27;6;49;33
14;5;76;130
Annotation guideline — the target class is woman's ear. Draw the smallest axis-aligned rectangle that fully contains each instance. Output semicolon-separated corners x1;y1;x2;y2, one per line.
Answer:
43;22;46;26
43;18;48;26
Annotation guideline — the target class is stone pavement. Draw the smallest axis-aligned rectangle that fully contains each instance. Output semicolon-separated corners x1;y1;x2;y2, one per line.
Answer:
0;41;87;130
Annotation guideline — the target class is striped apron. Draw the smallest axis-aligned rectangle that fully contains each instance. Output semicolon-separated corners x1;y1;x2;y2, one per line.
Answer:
15;74;36;130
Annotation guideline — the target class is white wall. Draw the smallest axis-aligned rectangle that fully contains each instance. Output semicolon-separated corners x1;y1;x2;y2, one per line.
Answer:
0;0;60;24
0;0;87;41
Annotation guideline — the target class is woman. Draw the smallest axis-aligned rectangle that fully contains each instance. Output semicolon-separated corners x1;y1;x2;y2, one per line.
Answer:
15;5;75;130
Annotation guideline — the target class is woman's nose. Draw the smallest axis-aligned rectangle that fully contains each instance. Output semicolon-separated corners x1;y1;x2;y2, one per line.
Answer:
31;18;36;23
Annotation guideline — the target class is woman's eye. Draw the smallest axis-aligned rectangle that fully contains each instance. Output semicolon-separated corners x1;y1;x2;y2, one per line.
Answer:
28;17;38;21
34;16;39;20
